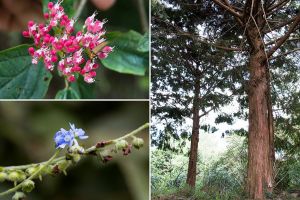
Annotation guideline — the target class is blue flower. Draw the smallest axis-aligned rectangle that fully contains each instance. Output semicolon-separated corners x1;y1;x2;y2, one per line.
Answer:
69;123;88;140
54;123;88;149
54;128;75;149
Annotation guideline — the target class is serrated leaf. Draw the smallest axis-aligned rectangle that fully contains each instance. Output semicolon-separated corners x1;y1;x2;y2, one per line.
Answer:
0;45;52;99
101;31;149;76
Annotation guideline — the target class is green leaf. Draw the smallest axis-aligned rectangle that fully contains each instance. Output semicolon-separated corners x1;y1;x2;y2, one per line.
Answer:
101;31;149;76
0;45;52;99
70;77;96;99
137;32;149;53
55;88;80;99
42;0;75;17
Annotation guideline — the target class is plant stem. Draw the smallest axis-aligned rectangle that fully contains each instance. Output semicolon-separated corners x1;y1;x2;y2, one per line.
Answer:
136;0;148;32
0;123;149;196
2;123;149;170
74;0;87;19
84;123;149;153
65;78;69;89
0;150;61;197
0;124;148;197
3;157;66;171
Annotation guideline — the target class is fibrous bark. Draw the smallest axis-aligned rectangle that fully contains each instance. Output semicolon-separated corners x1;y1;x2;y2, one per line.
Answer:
245;8;274;198
186;79;201;187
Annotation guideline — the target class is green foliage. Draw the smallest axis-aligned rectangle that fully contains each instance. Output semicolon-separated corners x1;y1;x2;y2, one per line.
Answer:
151;0;236;151
152;1;300;199
102;31;149;76
55;76;96;99
152;136;247;200
215;113;234;125
0;45;52;99
55;88;80;99
200;137;247;199
275;154;300;191
69;77;96;99
151;149;188;196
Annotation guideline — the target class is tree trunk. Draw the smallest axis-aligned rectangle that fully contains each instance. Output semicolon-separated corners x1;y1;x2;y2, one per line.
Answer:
266;65;275;181
186;79;200;187
246;22;274;199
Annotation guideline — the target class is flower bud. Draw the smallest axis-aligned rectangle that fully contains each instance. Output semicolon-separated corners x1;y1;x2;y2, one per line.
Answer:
103;155;113;163
8;171;18;182
100;150;113;163
123;144;132;156
0;172;7;182
41;165;52;175
102;46;113;53
8;171;26;183
69;145;85;154
67;75;76;82
58;160;71;174
74;154;81;162
26;167;38;176
71;154;81;163
23;31;30;38
132;137;144;149
12;192;26;200
22;180;35;193
115;140;128;150
28;47;35;55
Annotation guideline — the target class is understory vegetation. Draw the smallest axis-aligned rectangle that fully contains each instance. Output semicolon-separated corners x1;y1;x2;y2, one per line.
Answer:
151;134;300;200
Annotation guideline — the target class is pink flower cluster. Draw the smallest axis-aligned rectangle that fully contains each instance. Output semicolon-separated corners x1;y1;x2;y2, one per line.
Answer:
23;1;113;84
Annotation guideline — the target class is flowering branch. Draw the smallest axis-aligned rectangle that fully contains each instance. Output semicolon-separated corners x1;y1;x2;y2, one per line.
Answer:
0;151;61;197
23;1;113;84
0;123;149;199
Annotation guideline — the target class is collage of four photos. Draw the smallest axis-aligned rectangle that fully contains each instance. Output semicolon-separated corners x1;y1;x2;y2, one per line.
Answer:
0;0;300;199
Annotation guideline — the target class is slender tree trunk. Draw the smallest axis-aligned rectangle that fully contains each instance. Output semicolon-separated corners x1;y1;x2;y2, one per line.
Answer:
266;65;275;182
246;21;274;199
186;79;200;187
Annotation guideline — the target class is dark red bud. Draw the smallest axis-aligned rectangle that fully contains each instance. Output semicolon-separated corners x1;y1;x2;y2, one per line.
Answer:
123;144;132;156
103;155;113;163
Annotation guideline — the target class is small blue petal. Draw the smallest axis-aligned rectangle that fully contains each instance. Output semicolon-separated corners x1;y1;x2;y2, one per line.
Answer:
54;128;74;149
54;124;88;149
57;143;67;149
78;135;88;140
69;123;88;140
69;123;75;130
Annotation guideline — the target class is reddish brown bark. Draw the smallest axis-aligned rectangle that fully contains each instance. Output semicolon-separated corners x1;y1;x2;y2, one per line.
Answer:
186;79;200;187
246;21;274;199
266;65;275;178
211;0;300;199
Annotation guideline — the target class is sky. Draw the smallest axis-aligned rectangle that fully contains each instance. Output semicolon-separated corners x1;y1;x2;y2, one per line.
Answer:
152;97;248;152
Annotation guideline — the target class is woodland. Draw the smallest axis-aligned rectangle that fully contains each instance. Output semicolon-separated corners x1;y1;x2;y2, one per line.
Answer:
151;0;300;199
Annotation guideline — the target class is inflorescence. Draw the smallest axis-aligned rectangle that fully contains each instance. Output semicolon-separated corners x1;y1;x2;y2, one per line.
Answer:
23;1;113;84
0;123;148;200
54;123;88;149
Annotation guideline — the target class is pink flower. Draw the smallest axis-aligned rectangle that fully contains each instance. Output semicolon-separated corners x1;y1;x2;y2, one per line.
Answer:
102;46;113;53
28;47;35;55
84;72;95;83
23;1;112;84
98;52;108;59
67;75;76;82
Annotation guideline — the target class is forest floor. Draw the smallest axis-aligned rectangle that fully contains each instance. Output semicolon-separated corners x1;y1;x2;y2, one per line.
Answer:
152;191;300;200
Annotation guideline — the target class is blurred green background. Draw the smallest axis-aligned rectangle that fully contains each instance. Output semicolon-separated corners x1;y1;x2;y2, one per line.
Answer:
0;101;149;200
0;0;149;99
